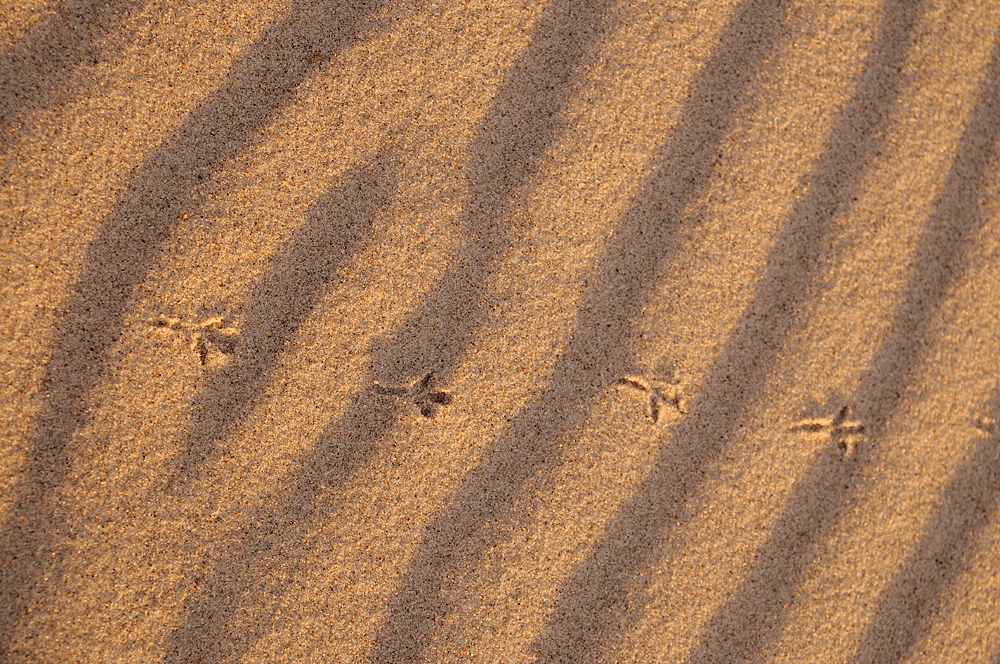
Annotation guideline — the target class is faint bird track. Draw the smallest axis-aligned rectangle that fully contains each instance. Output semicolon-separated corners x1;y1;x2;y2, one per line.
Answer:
974;414;997;435
152;314;239;366
372;372;453;418
790;404;865;457
617;375;685;423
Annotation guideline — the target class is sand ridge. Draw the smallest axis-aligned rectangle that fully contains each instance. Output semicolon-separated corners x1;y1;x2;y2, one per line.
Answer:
2;0;1000;662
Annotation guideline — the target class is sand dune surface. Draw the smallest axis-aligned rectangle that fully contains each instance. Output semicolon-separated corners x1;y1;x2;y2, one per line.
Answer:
2;0;1000;662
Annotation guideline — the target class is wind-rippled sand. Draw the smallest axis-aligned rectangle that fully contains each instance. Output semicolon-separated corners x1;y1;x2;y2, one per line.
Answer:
2;0;999;661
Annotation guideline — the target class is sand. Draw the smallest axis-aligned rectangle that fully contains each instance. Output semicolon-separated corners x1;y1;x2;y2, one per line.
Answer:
2;0;1000;661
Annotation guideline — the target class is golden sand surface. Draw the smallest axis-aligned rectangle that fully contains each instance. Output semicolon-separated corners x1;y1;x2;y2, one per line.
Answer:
2;0;1000;661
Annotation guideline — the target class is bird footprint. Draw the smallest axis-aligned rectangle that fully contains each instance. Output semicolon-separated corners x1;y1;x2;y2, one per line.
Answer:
974;414;997;436
373;372;453;418
617;375;685;423
790;404;865;457
152;314;239;366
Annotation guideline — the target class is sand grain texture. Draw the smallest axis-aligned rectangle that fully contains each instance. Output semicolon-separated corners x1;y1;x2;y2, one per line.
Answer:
2;0;1000;662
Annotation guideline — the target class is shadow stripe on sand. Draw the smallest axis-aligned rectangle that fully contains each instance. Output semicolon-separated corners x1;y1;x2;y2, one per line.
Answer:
682;18;998;664
369;0;791;661
165;149;399;491
157;1;622;660
0;1;388;657
535;0;931;661
851;390;1000;664
844;36;1000;664
159;149;400;662
0;0;150;155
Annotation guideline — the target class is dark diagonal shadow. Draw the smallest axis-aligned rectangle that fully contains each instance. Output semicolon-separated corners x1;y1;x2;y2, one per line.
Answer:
369;1;791;662
683;30;999;664
166;149;397;488
159;149;399;663
364;0;622;388
0;0;149;154
158;0;620;659
535;1;928;661
850;391;1000;664
0;1;385;655
846;46;1000;664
